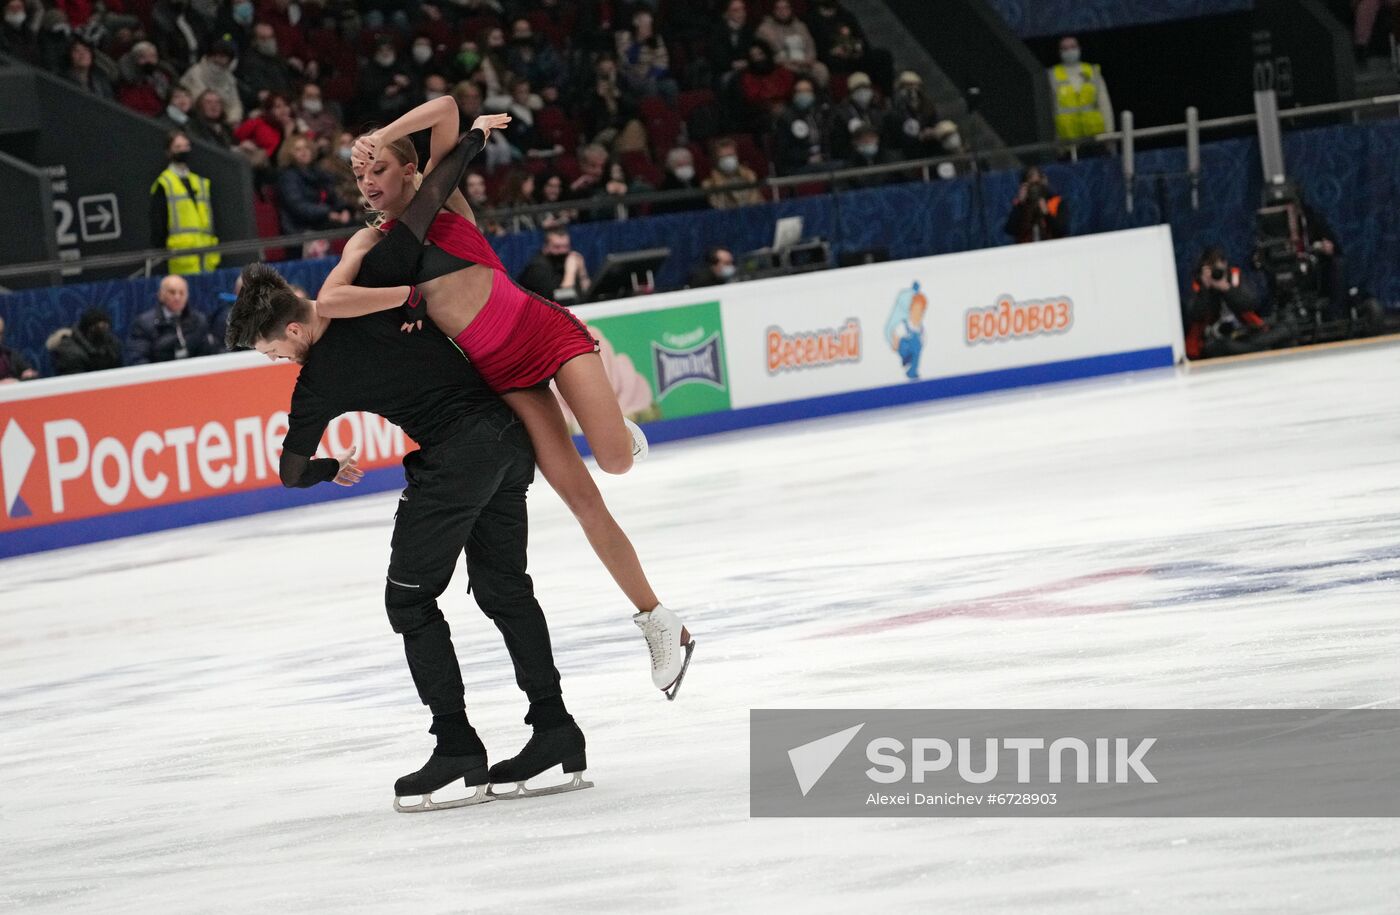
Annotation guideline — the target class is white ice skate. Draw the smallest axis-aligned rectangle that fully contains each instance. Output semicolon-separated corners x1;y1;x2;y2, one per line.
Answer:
633;605;694;701
624;418;649;462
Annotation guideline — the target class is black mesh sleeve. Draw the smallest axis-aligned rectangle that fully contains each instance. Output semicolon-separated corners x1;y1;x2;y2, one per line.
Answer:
396;128;487;242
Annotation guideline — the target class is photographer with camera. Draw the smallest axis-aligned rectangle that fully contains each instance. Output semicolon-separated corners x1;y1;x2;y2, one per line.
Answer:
1185;247;1293;360
1005;166;1068;244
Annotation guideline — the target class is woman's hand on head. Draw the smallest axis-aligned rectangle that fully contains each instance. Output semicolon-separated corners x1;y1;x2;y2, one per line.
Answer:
353;130;383;164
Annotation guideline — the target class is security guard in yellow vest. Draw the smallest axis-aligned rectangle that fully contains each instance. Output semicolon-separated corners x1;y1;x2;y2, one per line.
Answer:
1048;36;1114;142
149;131;220;275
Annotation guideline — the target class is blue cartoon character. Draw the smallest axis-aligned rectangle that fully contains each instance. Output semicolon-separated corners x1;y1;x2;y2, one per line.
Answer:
885;281;928;379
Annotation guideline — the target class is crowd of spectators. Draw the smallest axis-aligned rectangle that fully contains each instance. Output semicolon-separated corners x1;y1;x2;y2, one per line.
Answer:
0;0;966;245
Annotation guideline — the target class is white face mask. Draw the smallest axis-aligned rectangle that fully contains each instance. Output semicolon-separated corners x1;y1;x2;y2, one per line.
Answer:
166;104;189;124
337;146;353;162
255;38;277;56
851;87;873;107
424;90;444;101
717;263;736;280
412;44;433;65
718;154;739;174
301;97;322;114
5;11;25;27
673;165;695;182
1061;48;1081;66
374;51;396;67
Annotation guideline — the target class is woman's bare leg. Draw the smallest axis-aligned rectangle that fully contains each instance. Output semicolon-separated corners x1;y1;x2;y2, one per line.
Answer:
502;387;660;612
554;353;636;475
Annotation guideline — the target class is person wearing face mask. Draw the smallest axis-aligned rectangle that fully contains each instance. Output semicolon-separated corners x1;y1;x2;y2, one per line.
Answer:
157;84;195;131
0;0;40;65
773;76;834;176
652;147;707;216
296;82;339;139
408;35;439;80
357;35;414;124
181;38;244;123
880;70;948;161
518;227;591;301
837;123;902;189
688;247;738;288
150;130;221;274
829;71;885;160
237;21;295;101
115;40;175;116
703;136;763;209
1048;36;1114;144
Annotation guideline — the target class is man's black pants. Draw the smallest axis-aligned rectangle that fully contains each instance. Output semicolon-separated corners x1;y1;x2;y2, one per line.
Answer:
384;408;561;717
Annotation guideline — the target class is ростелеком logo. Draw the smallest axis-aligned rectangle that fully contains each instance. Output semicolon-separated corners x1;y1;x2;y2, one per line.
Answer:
1;419;36;519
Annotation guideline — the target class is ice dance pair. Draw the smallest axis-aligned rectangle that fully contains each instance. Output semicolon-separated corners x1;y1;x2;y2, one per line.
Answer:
226;109;692;811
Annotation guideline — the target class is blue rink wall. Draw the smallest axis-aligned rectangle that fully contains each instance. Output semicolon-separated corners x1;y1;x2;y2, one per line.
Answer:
0;346;1174;560
0;227;1184;559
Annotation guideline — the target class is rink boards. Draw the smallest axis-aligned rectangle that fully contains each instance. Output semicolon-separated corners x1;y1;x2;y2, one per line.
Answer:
0;226;1183;558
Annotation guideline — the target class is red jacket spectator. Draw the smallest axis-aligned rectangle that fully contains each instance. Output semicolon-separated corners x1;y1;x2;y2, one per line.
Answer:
234;96;293;160
740;43;796;117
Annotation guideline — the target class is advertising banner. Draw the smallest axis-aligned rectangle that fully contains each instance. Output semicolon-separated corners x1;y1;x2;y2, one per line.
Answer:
0;356;412;555
577;300;732;424
718;226;1182;409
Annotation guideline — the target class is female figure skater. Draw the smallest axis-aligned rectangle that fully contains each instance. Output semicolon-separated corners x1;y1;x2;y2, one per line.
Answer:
315;99;692;699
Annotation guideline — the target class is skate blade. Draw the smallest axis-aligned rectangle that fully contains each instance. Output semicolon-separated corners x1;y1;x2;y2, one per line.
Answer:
663;638;696;702
488;770;594;800
394;782;493;813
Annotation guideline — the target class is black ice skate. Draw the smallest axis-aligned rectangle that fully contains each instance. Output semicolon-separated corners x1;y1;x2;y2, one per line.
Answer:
393;751;492;813
487;719;594;799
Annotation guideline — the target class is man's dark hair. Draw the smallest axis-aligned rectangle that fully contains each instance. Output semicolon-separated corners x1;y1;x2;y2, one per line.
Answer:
225;263;311;350
166;129;189;151
544;226;570;242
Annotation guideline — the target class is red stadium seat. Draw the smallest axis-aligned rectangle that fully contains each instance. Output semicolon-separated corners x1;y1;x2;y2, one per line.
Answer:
733;134;770;178
253;191;286;262
639;95;673;120
828;72;849;102
534;106;579;154
676;89;716;121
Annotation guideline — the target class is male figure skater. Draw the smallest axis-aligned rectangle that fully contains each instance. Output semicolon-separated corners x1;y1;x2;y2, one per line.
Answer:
226;263;590;811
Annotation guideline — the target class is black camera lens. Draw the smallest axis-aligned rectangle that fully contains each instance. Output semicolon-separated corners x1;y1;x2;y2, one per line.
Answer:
1210;266;1226;281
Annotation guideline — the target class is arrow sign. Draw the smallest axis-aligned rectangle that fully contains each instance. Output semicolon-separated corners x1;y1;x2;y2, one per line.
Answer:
77;193;121;242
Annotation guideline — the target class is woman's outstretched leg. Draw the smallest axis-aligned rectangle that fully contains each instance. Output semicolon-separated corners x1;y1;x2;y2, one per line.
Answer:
502;387;658;611
553;353;638;475
502;383;696;699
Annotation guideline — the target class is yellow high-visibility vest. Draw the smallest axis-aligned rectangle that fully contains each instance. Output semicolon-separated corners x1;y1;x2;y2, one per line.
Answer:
1051;63;1107;141
153;167;220;274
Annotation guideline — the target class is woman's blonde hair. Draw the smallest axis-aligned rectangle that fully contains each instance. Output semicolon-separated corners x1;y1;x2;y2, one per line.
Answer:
276;132;314;169
361;134;424;228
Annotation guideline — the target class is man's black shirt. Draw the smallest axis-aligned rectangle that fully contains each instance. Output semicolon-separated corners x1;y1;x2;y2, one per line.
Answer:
283;311;502;464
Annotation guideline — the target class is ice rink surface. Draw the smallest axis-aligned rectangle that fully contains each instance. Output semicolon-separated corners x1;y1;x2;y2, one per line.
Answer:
4;343;1400;914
